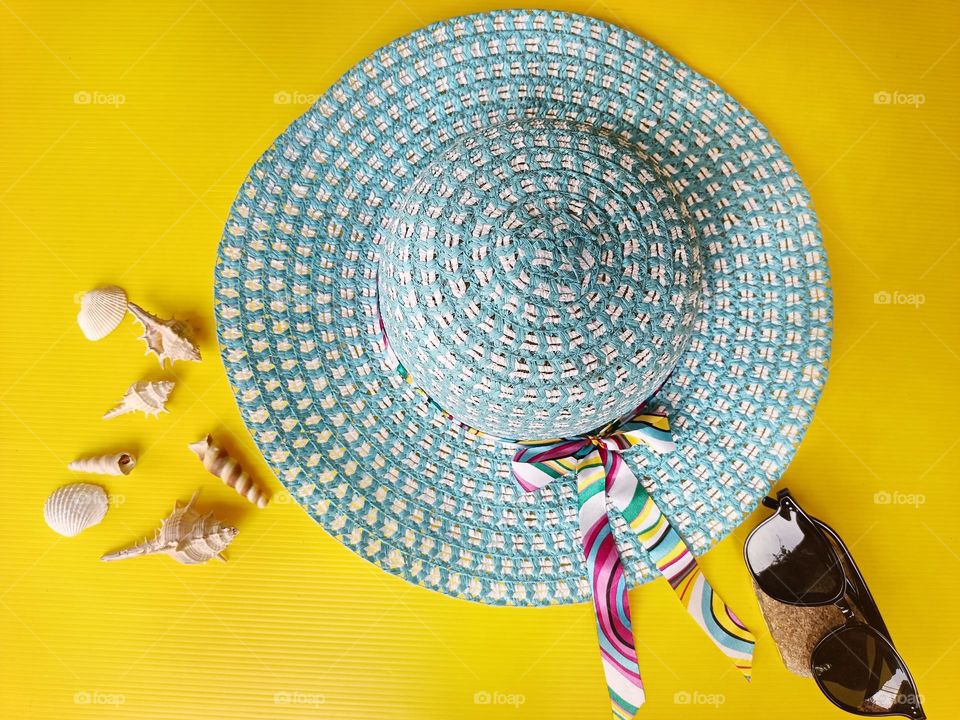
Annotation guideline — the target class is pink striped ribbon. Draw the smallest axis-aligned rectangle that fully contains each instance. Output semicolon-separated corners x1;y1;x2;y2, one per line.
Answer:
512;406;755;719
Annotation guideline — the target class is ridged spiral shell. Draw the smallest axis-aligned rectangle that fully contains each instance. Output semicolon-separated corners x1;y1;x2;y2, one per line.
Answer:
188;434;268;508
100;490;238;564
43;483;109;537
103;380;174;419
127;303;201;367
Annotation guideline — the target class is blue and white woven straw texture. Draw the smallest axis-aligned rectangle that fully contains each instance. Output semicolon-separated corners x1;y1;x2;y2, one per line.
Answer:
379;118;702;439
214;9;832;607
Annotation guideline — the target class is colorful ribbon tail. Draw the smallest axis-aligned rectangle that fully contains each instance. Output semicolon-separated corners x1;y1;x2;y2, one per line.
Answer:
511;408;753;720
629;491;756;680
575;447;646;719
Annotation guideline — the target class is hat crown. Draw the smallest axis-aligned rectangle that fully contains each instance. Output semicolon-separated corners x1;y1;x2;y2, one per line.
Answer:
379;119;702;439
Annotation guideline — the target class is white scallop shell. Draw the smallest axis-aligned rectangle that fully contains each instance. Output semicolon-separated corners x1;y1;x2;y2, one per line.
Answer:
43;483;109;537
103;380;175;419
78;286;128;340
68;452;137;476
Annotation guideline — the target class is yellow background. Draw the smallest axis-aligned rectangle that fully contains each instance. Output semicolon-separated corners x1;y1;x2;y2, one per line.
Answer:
1;1;957;718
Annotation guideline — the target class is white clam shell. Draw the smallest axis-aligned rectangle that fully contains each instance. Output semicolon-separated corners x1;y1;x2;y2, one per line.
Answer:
43;483;109;537
78;286;128;340
68;452;137;476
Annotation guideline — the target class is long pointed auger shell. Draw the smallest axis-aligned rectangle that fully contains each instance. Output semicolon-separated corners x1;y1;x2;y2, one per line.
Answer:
77;286;129;340
103;380;174;420
100;489;238;565
127;303;201;367
188;434;269;508
44;483;109;537
68;452;137;476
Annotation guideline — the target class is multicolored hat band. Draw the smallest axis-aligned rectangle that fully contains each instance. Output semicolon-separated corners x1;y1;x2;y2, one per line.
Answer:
214;8;832;717
512;406;755;716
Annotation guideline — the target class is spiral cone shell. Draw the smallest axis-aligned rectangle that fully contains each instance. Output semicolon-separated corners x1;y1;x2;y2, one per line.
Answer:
68;452;137;476
188;434;268;508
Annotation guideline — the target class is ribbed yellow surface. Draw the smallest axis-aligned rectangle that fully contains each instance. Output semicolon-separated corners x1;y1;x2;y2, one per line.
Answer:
1;1;957;718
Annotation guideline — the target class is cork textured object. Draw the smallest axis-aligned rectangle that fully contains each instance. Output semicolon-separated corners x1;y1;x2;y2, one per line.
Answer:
752;580;845;678
751;524;870;678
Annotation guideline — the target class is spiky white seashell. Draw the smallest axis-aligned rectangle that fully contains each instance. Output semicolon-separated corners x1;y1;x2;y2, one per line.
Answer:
77;286;128;340
43;483;109;537
188;434;269;508
68;452;137;476
127;303;201;367
100;489;238;565
103;380;174;420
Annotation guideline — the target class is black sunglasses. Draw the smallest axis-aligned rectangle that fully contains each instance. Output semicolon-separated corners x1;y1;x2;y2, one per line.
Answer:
744;489;924;719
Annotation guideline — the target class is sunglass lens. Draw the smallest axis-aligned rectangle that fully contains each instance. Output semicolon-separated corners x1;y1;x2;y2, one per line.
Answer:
745;502;844;604
813;625;924;718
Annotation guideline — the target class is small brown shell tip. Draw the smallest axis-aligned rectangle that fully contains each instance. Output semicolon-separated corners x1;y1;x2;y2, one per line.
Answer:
77;286;128;340
101;489;238;565
68;452;137;476
127;303;201;367
188;434;269;508
103;380;175;419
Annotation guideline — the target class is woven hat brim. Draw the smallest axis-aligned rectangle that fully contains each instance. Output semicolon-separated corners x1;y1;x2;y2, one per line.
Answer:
214;10;832;607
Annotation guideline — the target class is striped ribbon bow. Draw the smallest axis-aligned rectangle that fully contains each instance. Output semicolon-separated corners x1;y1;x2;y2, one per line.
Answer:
512;406;755;720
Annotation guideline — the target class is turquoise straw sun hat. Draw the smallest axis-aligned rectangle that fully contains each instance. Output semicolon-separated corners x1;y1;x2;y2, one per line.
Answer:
216;7;831;603
215;11;831;718
214;12;831;710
